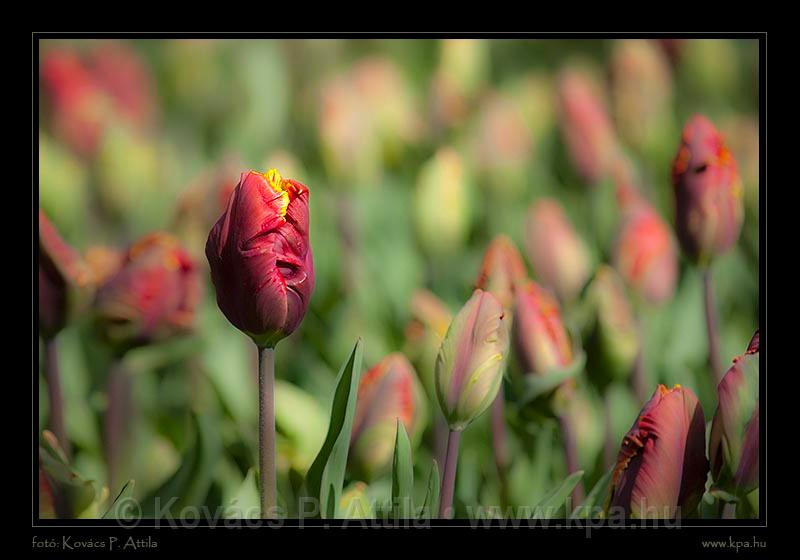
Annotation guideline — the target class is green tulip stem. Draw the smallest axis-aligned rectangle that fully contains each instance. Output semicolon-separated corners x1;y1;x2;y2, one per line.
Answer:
558;412;585;507
438;428;462;519
104;359;130;494
490;389;510;509
702;267;723;385
43;336;70;460
258;345;277;518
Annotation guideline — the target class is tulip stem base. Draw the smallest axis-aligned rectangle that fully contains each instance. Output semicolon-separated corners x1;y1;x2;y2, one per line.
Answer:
439;429;461;519
558;412;585;507
44;336;70;460
258;346;277;518
702;268;723;385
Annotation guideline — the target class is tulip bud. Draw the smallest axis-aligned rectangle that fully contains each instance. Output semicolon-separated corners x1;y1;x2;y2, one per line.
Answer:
558;68;619;184
39;210;89;340
206;169;314;348
513;280;573;376
614;202;678;305
435;290;509;431
350;353;425;479
609;384;708;519
475;235;527;311
671;115;744;264
610;40;673;150
414;148;471;256
524;199;591;302
709;330;759;494
95;233;201;353
588;266;640;384
404;290;452;397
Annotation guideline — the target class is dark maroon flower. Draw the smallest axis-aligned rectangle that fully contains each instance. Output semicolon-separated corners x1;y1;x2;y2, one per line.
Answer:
94;233;201;353
609;384;708;519
206;169;314;348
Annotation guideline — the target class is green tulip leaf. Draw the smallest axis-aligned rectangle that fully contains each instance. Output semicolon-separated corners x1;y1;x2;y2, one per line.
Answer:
141;412;221;518
102;479;136;520
305;339;364;519
530;470;584;519
391;419;414;519
419;460;440;520
224;468;260;519
571;467;612;519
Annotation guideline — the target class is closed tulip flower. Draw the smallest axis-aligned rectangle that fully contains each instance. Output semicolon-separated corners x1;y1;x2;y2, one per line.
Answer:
435;289;509;518
709;331;759;495
609;384;708;519
206;169;314;349
514;280;573;376
672;115;743;264
95;233;201;353
206;168;314;517
435;289;509;431
350;353;425;479
475;235;528;311
524;199;591;302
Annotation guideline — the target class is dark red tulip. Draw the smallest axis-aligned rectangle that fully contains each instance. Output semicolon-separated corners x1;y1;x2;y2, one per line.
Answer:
95;233;201;353
709;330;759;494
39;210;88;340
671;115;743;264
609;384;708;519
206;169;314;348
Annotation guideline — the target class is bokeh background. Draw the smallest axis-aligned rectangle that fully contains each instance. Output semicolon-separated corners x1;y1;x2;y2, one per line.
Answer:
37;38;760;518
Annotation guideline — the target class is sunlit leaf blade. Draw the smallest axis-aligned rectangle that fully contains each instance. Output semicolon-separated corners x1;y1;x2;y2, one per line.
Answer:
391;419;414;519
224;468;260;519
305;339;363;519
419;460;440;520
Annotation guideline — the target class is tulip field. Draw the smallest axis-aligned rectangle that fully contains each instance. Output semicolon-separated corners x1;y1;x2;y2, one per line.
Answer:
37;37;761;525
